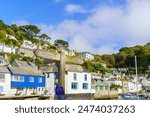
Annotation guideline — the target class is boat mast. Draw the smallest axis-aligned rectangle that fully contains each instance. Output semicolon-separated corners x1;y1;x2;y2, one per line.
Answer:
135;56;139;99
135;56;138;79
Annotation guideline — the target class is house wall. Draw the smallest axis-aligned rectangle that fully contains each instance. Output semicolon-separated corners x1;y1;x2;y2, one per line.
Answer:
45;72;55;95
79;53;94;61
0;73;46;96
0;73;16;96
142;78;150;87
11;74;45;88
21;40;37;50
65;72;91;94
0;44;16;53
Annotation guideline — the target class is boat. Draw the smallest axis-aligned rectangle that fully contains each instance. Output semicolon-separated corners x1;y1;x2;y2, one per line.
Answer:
122;94;132;98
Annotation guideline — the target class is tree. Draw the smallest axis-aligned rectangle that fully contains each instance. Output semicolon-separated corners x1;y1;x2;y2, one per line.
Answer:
54;39;69;48
20;25;41;38
39;33;51;41
0;20;8;30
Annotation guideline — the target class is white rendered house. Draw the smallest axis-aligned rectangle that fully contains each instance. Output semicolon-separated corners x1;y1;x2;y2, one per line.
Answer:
40;64;58;96
0;67;16;96
65;64;91;94
0;43;16;53
21;40;37;50
79;52;94;61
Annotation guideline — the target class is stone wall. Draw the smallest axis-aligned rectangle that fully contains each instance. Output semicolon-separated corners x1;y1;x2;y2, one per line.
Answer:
16;48;35;58
65;93;93;100
34;49;60;61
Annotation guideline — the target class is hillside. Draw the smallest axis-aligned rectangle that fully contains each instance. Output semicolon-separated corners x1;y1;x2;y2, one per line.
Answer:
94;43;150;74
0;19;150;74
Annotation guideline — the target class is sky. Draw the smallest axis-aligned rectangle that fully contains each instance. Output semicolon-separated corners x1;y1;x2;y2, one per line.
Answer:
0;0;150;54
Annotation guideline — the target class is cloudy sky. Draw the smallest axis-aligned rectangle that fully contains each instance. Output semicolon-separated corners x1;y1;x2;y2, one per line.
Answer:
0;0;150;54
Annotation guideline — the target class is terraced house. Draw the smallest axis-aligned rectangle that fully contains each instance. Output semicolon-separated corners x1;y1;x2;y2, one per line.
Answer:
65;64;92;99
8;60;45;95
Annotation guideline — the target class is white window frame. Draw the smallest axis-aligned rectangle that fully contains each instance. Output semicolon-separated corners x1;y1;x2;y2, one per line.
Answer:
38;77;42;83
29;77;34;82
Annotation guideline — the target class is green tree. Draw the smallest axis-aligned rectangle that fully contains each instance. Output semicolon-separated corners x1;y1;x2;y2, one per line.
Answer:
39;33;51;41
54;39;69;48
20;25;41;38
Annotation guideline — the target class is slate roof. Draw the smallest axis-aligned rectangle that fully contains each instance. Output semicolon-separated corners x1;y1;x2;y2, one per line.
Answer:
15;60;36;68
8;66;44;76
0;66;10;73
65;64;85;72
40;64;58;72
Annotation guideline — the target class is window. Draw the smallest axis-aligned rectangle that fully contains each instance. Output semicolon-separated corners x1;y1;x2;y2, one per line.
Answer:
38;77;42;83
73;73;77;80
84;74;87;81
105;86;108;90
83;83;88;90
71;83;78;90
29;77;34;82
12;76;18;81
0;73;5;82
12;76;24;82
100;86;103;90
96;86;98;90
19;76;24;82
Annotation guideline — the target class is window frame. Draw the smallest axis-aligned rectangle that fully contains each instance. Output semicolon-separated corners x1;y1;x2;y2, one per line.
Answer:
71;82;78;90
38;77;42;83
82;83;88;90
29;77;34;82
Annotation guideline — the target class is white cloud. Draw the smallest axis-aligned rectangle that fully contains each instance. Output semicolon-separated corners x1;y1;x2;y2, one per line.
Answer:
65;4;88;13
13;0;150;54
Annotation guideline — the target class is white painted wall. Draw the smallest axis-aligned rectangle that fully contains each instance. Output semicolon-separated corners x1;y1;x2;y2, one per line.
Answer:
128;82;142;92
65;72;91;94
0;44;16;53
79;53;94;61
0;73;17;96
142;78;150;87
45;73;55;95
21;40;37;50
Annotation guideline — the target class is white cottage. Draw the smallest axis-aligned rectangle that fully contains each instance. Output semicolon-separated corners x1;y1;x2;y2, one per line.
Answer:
128;80;142;93
65;64;91;95
0;66;16;96
0;55;8;66
40;64;58;96
0;43;16;53
79;52;94;61
21;40;37;50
